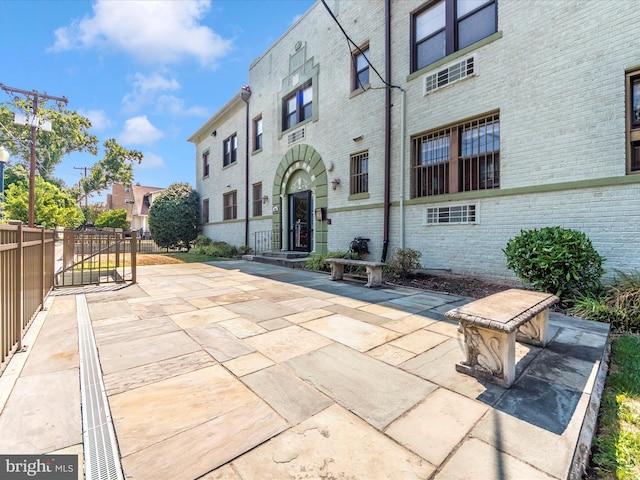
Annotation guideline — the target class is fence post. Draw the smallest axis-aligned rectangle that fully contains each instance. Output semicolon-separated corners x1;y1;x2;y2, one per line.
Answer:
131;230;137;284
40;227;45;302
15;223;23;352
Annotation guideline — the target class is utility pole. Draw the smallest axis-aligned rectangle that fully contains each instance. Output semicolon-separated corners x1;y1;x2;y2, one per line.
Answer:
74;166;89;208
0;83;68;227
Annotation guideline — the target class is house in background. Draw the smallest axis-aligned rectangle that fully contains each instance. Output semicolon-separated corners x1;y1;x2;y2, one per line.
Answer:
189;0;640;283
106;183;165;237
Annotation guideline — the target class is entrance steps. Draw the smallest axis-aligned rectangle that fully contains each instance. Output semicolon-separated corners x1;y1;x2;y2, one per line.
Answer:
243;251;310;268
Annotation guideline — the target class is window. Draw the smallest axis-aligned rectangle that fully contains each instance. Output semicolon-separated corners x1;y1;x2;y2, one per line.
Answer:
350;151;369;194
283;82;312;131
223;191;237;220
223;134;237;167
254;116;263;151
353;45;370;91
202;198;209;224
412;112;499;197
628;70;640;173
202;151;210;177
253;182;263;217
412;0;497;72
426;204;476;224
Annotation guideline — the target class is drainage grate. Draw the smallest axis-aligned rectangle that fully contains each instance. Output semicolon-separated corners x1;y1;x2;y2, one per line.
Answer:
77;294;125;480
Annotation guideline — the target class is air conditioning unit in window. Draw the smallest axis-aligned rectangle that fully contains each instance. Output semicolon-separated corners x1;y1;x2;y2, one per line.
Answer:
423;56;476;96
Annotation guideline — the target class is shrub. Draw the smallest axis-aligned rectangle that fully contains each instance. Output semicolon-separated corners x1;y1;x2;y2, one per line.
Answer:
195;234;213;247
304;251;361;273
573;271;640;333
238;245;252;255
148;183;199;250
94;209;129;228
503;226;604;301
192;241;238;258
386;248;422;279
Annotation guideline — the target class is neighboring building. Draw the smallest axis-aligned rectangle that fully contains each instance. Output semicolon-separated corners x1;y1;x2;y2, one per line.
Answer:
188;0;640;283
106;183;164;236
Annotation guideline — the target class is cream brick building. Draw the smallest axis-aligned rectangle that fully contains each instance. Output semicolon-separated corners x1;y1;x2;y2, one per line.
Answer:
189;0;640;283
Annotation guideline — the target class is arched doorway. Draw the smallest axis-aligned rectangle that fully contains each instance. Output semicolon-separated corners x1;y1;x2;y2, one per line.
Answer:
271;144;328;254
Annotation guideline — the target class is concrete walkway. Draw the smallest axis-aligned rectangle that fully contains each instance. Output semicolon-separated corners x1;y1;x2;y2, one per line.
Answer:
0;261;609;479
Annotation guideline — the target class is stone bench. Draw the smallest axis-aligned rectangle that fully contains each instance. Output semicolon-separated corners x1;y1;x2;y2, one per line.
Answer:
444;288;559;388
325;258;386;288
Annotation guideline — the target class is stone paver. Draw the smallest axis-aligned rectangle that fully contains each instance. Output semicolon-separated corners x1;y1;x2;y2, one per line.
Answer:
303;314;401;352
187;323;254;362
222;352;274;377
244;325;333;363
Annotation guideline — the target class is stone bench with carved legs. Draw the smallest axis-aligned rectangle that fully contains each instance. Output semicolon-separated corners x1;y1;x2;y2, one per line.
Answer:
324;258;386;288
444;288;559;388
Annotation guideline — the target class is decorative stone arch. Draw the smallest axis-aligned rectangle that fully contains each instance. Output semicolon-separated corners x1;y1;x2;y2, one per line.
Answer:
271;144;328;254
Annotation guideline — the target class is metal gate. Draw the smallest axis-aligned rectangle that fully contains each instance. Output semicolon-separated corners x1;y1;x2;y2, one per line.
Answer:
56;229;137;287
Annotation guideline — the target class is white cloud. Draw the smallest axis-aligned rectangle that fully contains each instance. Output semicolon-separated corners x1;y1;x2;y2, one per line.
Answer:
51;0;232;68
119;116;164;145
156;95;209;117
122;72;180;113
138;151;164;169
78;109;114;131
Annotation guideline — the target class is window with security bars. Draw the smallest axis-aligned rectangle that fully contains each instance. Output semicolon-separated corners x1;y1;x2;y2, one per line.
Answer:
253;183;262;217
223;191;237;220
412;112;499;197
426;204;476;224
350;151;369;194
628;70;640;173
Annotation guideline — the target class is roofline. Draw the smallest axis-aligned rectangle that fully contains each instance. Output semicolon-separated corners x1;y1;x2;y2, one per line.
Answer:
187;92;245;144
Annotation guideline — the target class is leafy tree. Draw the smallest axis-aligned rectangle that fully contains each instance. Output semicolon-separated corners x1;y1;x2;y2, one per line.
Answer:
81;202;107;225
0;98;98;183
148;183;199;250
94;209;129;228
3;177;84;228
79;139;143;202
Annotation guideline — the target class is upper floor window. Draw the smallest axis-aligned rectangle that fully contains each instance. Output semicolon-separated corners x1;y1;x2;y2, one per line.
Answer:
412;112;499;197
202;198;210;224
223;134;237;167
283;82;312;131
412;0;497;72
254;116;263;151
252;182;263;217
223;191;237;220
202;151;210;177
353;45;370;91
628;69;640;173
350;151;369;194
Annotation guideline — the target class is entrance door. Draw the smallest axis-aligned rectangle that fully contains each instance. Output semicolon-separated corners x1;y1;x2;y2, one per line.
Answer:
289;191;312;252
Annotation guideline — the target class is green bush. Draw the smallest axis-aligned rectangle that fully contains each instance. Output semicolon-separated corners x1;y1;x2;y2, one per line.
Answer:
148;183;199;250
192;241;239;258
195;234;213;247
385;248;422;279
573;271;640;333
304;251;361;273
238;245;252;255
503;226;604;301
94;209;129;228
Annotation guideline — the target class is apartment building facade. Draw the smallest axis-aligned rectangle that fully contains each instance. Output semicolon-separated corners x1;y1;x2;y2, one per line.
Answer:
189;0;640;283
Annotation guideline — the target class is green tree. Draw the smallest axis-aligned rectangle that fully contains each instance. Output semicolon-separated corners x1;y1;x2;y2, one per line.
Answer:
0;98;98;183
148;183;199;250
81;202;107;225
79;139;143;202
4;177;84;228
94;209;129;228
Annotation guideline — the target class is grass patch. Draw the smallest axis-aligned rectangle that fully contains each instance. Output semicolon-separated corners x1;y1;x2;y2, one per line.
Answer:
589;335;640;479
135;252;235;265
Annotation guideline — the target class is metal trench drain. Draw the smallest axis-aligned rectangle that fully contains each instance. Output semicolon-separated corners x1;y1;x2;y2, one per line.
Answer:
77;294;125;480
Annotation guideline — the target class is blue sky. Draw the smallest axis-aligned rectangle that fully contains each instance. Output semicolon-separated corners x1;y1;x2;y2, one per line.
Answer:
0;0;314;200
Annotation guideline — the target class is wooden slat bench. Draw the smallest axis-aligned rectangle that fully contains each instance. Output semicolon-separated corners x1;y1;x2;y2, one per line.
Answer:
324;258;386;288
445;288;559;388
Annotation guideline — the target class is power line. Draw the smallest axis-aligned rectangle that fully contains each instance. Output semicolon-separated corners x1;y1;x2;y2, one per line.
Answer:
0;83;68;227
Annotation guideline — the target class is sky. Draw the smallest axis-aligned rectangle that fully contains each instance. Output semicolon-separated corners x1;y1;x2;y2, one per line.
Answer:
0;0;315;201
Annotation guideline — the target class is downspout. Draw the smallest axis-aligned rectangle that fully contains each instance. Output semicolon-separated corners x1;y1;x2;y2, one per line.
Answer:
381;0;391;262
240;85;252;247
400;88;406;249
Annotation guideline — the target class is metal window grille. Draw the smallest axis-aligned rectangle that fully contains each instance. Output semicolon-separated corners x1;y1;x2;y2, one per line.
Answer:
350;151;369;194
459;114;500;192
426;204;476;224
424;57;475;95
412;128;451;197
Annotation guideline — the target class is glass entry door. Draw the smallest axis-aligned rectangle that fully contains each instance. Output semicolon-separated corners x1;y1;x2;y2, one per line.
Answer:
289;191;312;252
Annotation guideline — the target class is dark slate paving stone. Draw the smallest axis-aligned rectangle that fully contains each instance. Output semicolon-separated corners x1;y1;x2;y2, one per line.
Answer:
494;374;582;435
525;348;597;393
546;328;609;363
549;312;610;334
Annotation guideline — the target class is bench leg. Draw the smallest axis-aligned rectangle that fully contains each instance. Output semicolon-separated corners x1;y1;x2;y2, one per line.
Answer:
517;308;550;347
329;263;345;281
457;323;516;388
364;266;383;288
